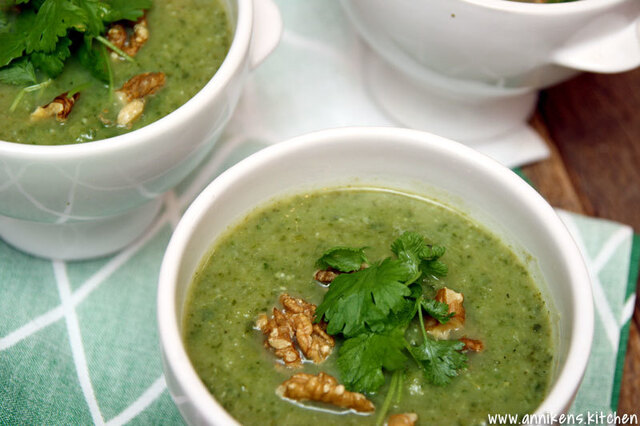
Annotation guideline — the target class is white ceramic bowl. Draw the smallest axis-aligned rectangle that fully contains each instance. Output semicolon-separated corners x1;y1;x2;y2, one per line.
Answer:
0;0;282;260
340;0;640;144
158;127;594;425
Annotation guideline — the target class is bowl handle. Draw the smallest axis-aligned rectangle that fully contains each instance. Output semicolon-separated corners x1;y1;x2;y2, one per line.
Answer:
249;0;283;70
552;17;640;73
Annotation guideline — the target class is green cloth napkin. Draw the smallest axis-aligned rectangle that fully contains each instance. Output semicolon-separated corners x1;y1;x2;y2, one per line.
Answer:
1;0;638;423
1;138;638;424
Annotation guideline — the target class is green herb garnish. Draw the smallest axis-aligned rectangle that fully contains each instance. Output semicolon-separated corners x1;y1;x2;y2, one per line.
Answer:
315;231;468;396
408;302;468;386
0;0;151;86
316;246;368;273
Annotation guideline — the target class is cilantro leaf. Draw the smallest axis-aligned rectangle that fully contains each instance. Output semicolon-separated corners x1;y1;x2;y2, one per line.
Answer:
420;244;448;277
369;283;422;332
106;0;152;22
391;231;426;283
29;37;71;78
77;36;110;82
409;336;467;386
316;258;411;337
337;328;407;393
26;0;87;53
391;231;448;281
422;298;454;324
0;58;36;85
76;0;109;35
316;246;368;273
0;10;35;67
0;9;8;32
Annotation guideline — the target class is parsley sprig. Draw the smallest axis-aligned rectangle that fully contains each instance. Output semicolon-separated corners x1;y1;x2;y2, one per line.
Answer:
0;0;151;87
315;232;468;398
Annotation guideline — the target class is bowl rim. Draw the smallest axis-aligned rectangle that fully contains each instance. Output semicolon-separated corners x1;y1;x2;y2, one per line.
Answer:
158;126;594;424
0;0;252;158
461;0;629;15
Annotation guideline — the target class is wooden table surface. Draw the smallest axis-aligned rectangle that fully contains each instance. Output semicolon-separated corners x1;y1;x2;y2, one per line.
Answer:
521;68;640;415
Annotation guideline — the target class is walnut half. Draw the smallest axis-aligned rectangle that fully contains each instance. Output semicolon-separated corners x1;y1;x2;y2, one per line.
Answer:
256;294;335;367
31;92;79;122
277;372;375;413
107;16;149;59
115;72;166;127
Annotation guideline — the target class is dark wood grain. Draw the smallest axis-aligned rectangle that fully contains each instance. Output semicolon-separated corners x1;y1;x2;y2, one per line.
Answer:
537;69;640;231
522;68;640;416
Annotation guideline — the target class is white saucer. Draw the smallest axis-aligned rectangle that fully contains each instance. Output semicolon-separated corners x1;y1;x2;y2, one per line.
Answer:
361;43;549;168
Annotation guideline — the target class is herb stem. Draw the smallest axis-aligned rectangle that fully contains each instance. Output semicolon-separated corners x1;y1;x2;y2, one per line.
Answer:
95;35;136;63
404;339;420;366
395;371;404;404
9;79;53;112
376;370;401;426
417;296;429;342
99;44;115;100
67;81;92;97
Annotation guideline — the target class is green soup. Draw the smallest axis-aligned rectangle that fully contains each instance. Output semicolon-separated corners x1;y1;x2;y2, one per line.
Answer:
183;187;554;425
0;0;231;145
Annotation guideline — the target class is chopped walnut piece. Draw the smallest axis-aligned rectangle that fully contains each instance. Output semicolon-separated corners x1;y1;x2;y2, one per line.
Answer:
292;314;334;364
256;294;335;366
107;16;149;59
31;92;79;122
116;98;145;128
127;17;149;56
459;337;484;352
257;308;301;367
388;413;418;426
314;269;339;284
114;72;165;127
107;24;127;52
280;293;316;317
424;287;465;340
116;72;166;103
277;372;375;413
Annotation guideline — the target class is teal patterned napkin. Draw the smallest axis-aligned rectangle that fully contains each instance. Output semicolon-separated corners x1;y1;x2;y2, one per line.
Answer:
1;0;637;424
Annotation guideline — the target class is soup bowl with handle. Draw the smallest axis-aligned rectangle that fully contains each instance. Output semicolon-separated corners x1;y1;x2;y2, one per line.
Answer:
0;0;282;260
340;0;640;146
157;127;594;424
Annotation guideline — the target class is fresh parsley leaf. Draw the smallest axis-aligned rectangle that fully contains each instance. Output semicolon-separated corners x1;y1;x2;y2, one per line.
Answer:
0;10;35;67
391;231;448;281
316;258;411;337
76;0;109;35
0;57;36;85
29;37;71;78
25;0;87;53
316;246;368;273
420;244;448;277
391;231;426;283
421;298;454;324
337;328;407;393
422;259;448;277
369;283;422;331
106;0;152;22
0;9;8;32
77;36;110;82
409;336;467;386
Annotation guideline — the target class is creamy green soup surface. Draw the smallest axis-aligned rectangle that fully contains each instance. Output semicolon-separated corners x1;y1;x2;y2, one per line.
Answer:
183;187;554;425
0;0;231;145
